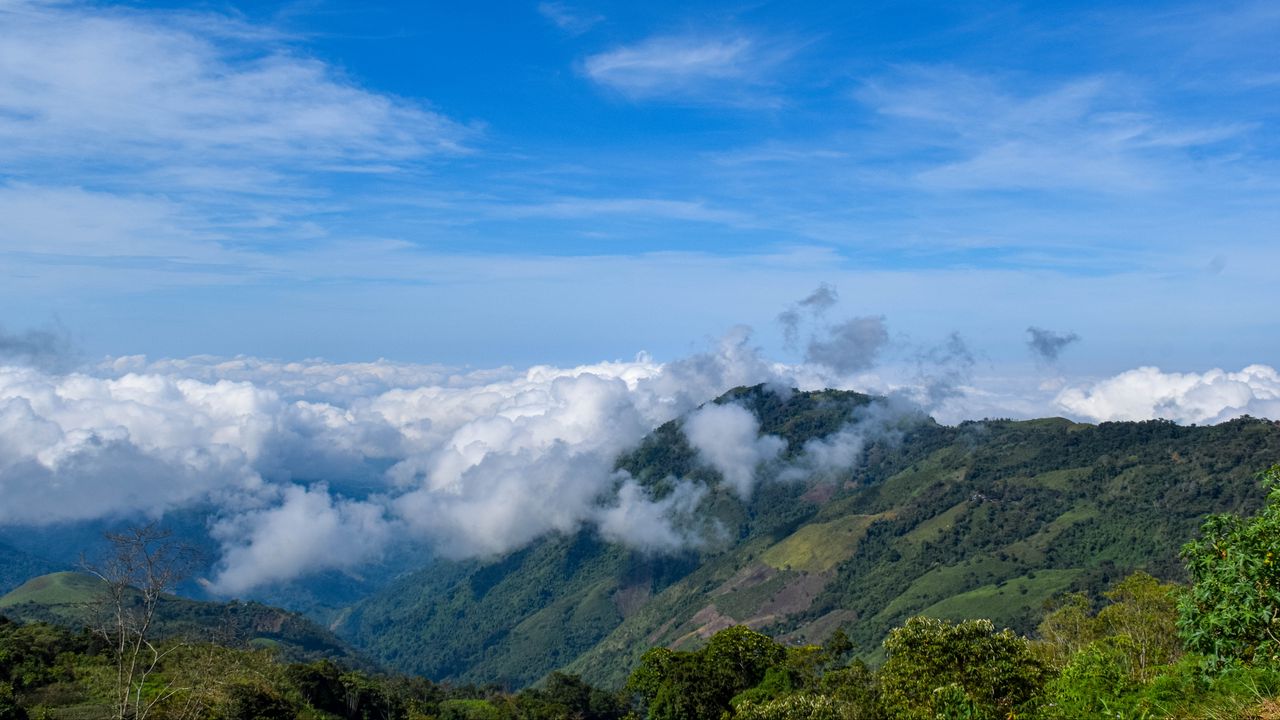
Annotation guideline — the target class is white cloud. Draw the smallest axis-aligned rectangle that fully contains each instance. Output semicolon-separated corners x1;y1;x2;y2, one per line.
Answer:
859;68;1245;193
0;184;217;258
596;478;708;552
582;33;791;105
0;329;785;591
1055;364;1280;424
683;402;784;498
805;316;891;375
210;484;395;596
2;313;1277;592
0;0;478;294
0;1;468;171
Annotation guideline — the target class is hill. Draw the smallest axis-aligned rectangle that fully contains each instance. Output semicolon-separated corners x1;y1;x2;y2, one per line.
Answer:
338;385;1280;688
0;571;367;667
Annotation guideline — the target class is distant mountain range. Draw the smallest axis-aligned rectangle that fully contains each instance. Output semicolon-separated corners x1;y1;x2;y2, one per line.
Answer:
0;571;366;667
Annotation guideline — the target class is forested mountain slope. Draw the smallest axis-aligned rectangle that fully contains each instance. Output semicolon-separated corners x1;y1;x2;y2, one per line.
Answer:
339;386;1280;688
0;541;57;596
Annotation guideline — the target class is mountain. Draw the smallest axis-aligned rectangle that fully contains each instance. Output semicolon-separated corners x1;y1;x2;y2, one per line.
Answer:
338;385;1280;689
0;540;59;595
0;571;367;666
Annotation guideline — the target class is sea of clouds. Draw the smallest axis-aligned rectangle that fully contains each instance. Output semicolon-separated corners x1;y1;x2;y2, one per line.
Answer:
1;310;1278;595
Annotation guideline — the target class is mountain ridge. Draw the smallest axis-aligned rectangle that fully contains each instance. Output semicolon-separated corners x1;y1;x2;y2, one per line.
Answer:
339;387;1280;688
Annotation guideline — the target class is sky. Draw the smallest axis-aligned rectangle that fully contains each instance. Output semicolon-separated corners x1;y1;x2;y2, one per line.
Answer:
2;0;1280;591
0;0;1276;371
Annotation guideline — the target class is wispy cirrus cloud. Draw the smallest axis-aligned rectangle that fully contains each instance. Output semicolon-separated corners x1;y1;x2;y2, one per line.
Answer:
492;196;751;226
582;32;794;105
537;2;602;35
0;0;471;186
858;67;1248;193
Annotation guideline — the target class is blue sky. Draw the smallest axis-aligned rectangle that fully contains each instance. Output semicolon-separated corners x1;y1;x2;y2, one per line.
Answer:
1;0;1278;372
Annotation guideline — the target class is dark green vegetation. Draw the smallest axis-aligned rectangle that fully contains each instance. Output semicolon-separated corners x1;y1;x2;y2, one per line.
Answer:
341;385;1280;688
0;613;628;720
0;572;362;667
1179;466;1280;669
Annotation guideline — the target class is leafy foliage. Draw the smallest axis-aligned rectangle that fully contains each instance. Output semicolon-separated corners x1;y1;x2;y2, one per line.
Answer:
628;626;787;720
1179;464;1280;668
878;617;1047;719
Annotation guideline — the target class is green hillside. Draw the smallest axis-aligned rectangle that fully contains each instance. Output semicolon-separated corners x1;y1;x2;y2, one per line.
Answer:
1;571;366;667
338;385;1280;688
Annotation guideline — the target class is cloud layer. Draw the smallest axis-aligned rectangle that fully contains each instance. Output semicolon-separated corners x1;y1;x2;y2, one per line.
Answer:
0;331;788;594
1;323;1277;593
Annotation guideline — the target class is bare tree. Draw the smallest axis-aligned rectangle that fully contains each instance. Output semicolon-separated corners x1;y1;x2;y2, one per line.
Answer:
83;523;198;720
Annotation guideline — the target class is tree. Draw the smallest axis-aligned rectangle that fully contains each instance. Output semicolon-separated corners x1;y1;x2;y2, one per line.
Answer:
1095;571;1180;678
0;682;27;720
627;626;786;720
1040;637;1143;719
83;523;197;720
1036;592;1098;668
878;617;1048;720
734;692;850;720
1179;464;1280;668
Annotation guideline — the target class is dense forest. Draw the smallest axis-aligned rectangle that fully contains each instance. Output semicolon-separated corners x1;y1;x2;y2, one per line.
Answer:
6;466;1280;718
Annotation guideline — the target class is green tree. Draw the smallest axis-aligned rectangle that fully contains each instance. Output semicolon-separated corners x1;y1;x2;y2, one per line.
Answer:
878;617;1048;720
734;693;853;720
1179;464;1280;668
1036;593;1098;668
222;681;295;720
1039;637;1142;719
0;682;27;720
1095;571;1181;678
627;626;786;720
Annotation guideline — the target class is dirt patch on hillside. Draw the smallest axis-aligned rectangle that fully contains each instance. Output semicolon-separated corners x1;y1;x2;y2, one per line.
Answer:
669;605;740;648
613;582;652;619
712;563;776;597
1247;699;1280;719
801;483;836;504
755;571;828;619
